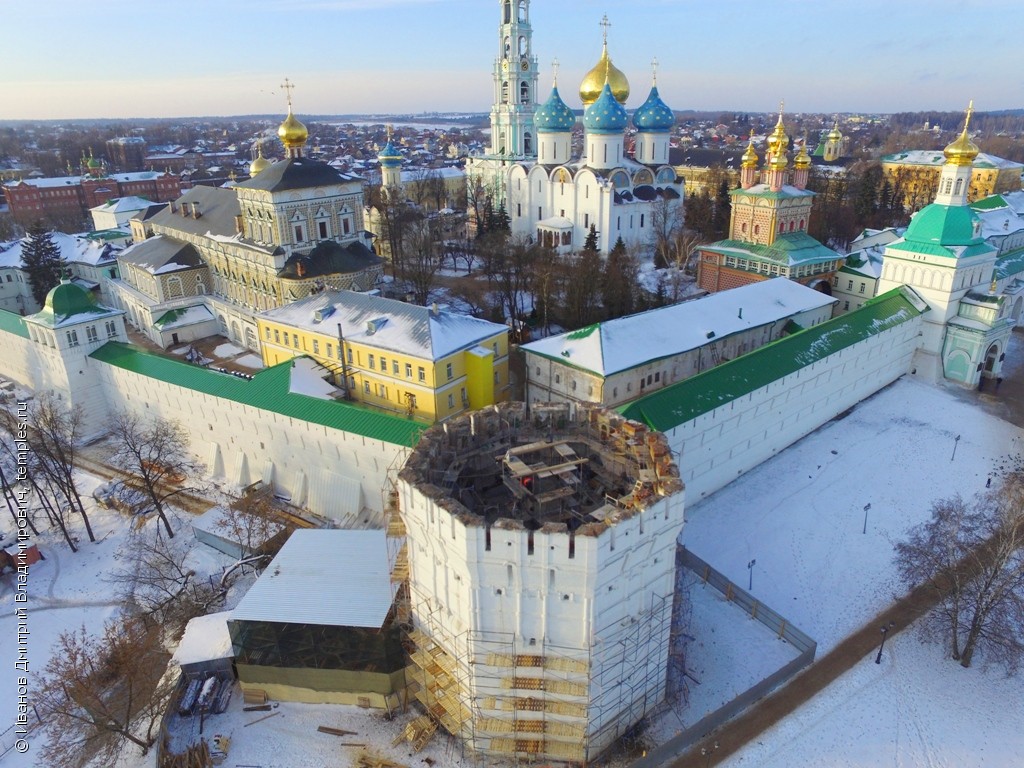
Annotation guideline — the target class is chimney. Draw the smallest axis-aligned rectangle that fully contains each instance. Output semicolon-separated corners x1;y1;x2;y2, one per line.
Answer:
192;202;201;219
738;307;743;319
169;200;177;214
180;201;188;217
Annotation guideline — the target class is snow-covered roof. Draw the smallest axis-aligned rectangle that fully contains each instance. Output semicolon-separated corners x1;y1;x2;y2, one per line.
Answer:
259;290;507;361
89;195;154;214
0;231;118;269
288;357;344;399
522;278;836;377
230;529;394;629
882;150;1023;170
173;610;234;666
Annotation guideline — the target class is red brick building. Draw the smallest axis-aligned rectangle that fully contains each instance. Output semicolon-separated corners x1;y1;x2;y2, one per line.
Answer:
3;170;183;229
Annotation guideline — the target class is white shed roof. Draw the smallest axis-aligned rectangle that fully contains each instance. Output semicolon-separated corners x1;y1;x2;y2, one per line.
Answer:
230;529;394;629
522;278;836;376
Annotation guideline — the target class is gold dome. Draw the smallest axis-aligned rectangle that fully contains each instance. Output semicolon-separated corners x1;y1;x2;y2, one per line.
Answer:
249;143;271;176
768;146;789;171
278;106;308;150
794;138;811;168
741;135;759;169
766;109;788;157
580;44;630;107
944;102;979;167
827;121;842;141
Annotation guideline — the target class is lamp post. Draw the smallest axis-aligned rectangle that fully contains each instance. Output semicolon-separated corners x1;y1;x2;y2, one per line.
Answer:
701;740;720;767
951;434;961;461
862;503;871;535
875;621;896;664
747;559;756;591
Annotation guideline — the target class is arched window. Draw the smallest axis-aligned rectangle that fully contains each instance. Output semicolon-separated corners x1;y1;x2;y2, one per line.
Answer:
166;275;184;298
503;2;511;24
504;36;511;59
789;221;795;232
518;0;527;22
754;224;760;235
524;132;532;154
779;222;785;233
519;36;527;56
741;222;748;233
954;178;963;195
520;81;529;104
799;218;805;229
501;82;509;104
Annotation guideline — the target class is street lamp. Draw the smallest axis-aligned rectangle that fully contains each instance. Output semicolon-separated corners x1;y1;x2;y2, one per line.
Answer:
862;503;871;535
747;559;756;591
875;621;896;664
701;740;720;767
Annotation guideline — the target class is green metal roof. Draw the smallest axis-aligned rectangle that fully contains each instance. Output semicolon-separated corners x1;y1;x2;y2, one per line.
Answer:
902;204;984;249
997;247;1024;280
619;287;927;432
89;343;425;447
970;194;1008;211
704;231;841;267
0;309;29;339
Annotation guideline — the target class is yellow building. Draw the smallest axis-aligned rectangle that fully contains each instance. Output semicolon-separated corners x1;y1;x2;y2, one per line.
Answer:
257;290;510;423
881;149;1023;213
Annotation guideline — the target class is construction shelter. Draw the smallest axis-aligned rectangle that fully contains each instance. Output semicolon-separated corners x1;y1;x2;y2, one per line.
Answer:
228;529;406;709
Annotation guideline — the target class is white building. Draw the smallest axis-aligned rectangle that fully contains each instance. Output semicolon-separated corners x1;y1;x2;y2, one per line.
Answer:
522;278;836;408
467;2;684;255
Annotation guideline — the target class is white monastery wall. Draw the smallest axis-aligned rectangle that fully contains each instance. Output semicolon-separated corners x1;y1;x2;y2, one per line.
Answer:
666;314;924;503
95;364;409;521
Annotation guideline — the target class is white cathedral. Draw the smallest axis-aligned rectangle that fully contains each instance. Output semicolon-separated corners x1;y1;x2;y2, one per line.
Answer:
466;2;684;256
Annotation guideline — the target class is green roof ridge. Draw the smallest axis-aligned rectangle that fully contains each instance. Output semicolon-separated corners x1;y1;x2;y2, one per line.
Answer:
566;323;600;340
89;343;425;446
619;287;926;431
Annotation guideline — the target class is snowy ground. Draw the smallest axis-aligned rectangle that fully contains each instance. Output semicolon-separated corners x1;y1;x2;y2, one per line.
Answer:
670;376;1024;765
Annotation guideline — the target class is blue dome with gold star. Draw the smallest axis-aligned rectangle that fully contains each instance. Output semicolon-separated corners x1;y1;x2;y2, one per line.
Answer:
633;86;674;132
378;139;403;169
583;82;628;134
535;86;576;133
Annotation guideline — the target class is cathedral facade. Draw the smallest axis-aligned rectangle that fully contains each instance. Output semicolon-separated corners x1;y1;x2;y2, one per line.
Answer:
466;2;684;256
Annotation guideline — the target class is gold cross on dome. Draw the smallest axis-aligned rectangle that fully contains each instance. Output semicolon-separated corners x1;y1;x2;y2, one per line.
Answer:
280;77;295;108
600;14;611;44
651;57;660;84
779;99;785;118
552;58;560;85
965;99;974;129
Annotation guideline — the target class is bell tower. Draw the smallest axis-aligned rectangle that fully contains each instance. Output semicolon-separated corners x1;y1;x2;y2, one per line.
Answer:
489;0;539;159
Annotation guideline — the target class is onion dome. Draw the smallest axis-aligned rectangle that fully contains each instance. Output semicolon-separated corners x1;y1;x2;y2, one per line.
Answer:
766;111;788;157
378;138;403;168
580;44;629;107
86;149;101;170
278;106;308;150
827;121;842;142
633;85;674;132
249;143;271;176
944;103;979;167
794;140;812;169
39;280;104;325
768;142;789;171
535;86;576;133
583;82;629;134
741;136;759;169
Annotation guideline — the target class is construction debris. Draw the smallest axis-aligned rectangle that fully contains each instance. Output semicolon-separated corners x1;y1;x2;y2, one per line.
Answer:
354;751;409;768
317;725;359;737
243;711;280;728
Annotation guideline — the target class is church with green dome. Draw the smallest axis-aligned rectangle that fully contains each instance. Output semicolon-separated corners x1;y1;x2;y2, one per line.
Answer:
877;104;1014;388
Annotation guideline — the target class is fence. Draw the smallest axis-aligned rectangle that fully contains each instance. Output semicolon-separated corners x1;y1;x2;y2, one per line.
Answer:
630;547;817;768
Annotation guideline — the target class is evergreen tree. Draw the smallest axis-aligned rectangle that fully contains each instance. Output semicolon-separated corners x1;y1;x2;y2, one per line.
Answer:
492;202;511;234
685;191;715;240
477;199;493;239
583;223;599;253
22;222;64;306
602;236;638;321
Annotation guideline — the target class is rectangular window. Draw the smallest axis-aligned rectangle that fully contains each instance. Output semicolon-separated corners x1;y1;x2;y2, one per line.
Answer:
265;327;271;340
847;280;853;290
318;221;328;239
407;393;417;408
86;326;98;343
843;300;850;310
293;334;299;348
326;343;333;358
392;360;399;375
363;381;371;394
405;362;413;378
312;339;319;354
368;354;375;369
418;366;426;382
294;225;304;243
517;203;522;217
640;213;645;228
106;321;117;338
448;394;455;408
380;357;387;373
378;384;388;398
446;362;453;380
858;283;866;294
66;330;79;347
342;217;352;235
347;348;354;364
538;206;542;219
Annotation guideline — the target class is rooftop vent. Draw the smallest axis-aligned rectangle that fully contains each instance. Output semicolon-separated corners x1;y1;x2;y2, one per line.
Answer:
313;305;335;323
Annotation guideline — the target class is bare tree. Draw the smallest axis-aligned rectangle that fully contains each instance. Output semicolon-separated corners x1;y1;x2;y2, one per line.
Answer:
36;618;175;765
217;484;288;566
894;477;1024;671
109;411;202;538
404;217;448;306
481;234;538;337
108;524;225;633
9;394;95;544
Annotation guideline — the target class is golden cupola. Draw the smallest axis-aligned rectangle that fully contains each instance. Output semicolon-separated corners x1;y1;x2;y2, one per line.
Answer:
580;16;629;107
278;107;308;152
827;121;842;142
741;134;759;169
794;138;812;169
249;142;271;176
766;105;788;158
944;101;980;167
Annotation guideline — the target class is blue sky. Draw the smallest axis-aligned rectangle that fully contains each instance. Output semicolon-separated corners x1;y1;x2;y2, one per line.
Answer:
2;0;1021;120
